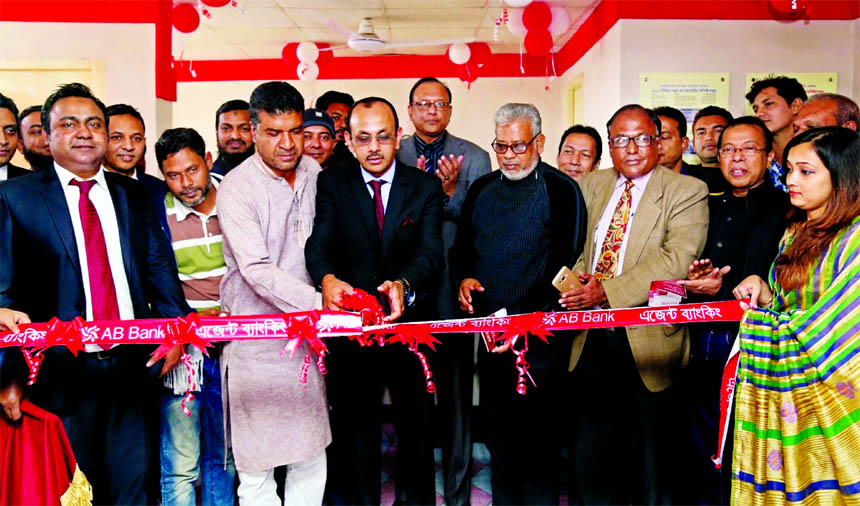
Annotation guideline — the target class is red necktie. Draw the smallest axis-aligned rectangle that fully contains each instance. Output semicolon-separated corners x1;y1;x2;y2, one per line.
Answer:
369;179;386;240
69;179;121;321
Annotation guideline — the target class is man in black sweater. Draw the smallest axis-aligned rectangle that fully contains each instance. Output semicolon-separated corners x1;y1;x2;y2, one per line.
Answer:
450;102;587;505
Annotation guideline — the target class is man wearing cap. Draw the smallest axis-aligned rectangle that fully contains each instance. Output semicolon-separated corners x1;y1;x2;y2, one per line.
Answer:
302;108;338;170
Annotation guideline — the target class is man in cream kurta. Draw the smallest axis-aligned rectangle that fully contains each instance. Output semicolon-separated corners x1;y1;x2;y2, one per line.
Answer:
216;80;330;506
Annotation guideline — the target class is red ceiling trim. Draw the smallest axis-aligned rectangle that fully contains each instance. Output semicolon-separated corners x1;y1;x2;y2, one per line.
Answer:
0;1;159;22
155;0;176;101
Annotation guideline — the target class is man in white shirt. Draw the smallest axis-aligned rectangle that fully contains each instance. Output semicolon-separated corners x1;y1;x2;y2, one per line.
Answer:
0;82;190;504
560;104;708;504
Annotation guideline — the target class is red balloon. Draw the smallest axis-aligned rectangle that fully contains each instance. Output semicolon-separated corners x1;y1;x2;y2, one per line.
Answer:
468;42;492;68
201;0;230;6
524;29;553;57
769;0;807;13
522;1;552;31
173;3;200;33
281;42;300;63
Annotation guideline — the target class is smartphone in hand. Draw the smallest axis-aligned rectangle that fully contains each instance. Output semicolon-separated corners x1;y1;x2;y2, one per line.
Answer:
552;266;583;293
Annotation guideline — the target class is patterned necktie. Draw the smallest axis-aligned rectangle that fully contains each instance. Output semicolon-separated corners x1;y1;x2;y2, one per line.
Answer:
594;179;635;281
70;179;121;321
369;179;386;240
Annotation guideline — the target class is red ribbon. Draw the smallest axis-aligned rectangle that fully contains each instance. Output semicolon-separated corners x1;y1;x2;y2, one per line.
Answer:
341;289;385;346
179;351;197;417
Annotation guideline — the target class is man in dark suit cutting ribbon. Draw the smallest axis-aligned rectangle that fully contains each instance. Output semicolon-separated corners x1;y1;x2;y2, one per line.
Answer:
306;96;444;505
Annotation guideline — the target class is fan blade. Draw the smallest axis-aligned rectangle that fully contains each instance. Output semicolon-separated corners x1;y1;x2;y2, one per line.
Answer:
301;9;360;39
320;44;349;51
383;37;475;49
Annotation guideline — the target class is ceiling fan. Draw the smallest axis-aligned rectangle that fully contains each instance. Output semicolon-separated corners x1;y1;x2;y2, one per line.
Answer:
309;12;474;53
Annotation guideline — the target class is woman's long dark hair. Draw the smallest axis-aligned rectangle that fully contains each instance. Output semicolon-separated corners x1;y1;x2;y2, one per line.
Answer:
775;127;860;290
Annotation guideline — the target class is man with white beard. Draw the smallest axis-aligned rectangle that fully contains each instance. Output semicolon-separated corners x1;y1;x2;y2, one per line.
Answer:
450;102;587;504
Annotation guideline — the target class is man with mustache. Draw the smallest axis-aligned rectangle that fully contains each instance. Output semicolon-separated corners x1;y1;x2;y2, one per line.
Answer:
217;81;330;505
211;99;255;176
561;104;708;504
315;90;355;169
306;96;444;505
154;127;236;506
16;105;53;171
302;108;337;169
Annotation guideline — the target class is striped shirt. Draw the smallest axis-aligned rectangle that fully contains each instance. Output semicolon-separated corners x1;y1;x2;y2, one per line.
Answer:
165;176;225;312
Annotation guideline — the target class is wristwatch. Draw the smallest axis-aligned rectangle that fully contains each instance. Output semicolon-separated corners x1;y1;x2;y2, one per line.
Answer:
396;277;416;306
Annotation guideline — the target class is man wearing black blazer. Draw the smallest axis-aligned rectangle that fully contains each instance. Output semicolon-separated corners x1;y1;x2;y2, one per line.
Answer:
0;83;191;504
306;97;444;505
0;92;29;182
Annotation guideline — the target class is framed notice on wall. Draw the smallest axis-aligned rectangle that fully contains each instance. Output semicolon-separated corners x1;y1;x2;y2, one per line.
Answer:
638;73;730;116
744;73;838;114
638;73;730;159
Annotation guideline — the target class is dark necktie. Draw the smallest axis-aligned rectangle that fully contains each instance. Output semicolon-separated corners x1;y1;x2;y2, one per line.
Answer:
369;179;386;240
69;179;121;321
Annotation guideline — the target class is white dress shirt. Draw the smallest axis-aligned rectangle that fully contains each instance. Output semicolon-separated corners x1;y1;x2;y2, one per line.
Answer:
0;163;8;181
590;169;654;277
55;163;135;351
360;160;397;212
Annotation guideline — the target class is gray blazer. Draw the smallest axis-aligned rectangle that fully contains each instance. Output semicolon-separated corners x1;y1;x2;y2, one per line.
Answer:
397;132;492;318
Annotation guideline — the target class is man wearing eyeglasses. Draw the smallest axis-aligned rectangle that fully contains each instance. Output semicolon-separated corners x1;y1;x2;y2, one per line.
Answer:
306;96;444;505
560;104;708;504
450;102;587;505
676;115;788;504
397;77;491;506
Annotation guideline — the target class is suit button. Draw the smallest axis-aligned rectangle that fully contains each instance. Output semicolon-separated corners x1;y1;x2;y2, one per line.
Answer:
717;242;723;248
726;217;732;222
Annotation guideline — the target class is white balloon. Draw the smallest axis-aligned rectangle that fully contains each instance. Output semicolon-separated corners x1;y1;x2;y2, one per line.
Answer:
448;43;471;65
297;61;319;82
549;6;571;36
503;0;532;7
296;41;319;63
506;8;527;36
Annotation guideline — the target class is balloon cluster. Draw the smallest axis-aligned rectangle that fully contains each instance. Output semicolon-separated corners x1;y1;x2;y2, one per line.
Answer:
281;42;329;82
504;1;571;58
173;0;234;34
447;42;492;87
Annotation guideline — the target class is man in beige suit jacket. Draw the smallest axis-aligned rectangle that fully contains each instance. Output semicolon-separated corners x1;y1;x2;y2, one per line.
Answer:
560;105;708;505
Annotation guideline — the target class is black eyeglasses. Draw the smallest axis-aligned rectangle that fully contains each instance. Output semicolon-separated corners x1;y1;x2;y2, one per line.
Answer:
609;134;657;149
491;134;539;154
718;145;767;158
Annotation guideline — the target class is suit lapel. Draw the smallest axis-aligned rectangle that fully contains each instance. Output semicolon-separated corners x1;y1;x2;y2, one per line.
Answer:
105;177;136;282
347;166;379;246
381;166;408;258
625;168;663;266
39;170;82;277
585;170;617;270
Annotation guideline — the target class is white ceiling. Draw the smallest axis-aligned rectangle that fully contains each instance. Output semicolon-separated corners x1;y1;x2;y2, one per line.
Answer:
174;0;597;60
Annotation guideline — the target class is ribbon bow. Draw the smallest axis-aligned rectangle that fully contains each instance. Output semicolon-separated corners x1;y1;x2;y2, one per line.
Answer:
341;289;386;346
43;316;86;356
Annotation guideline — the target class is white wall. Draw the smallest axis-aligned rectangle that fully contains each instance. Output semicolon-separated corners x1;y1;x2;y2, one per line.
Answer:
549;23;623;169
174;76;558;171
1;22;157;171
618;19;857;113
550;18;858;170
